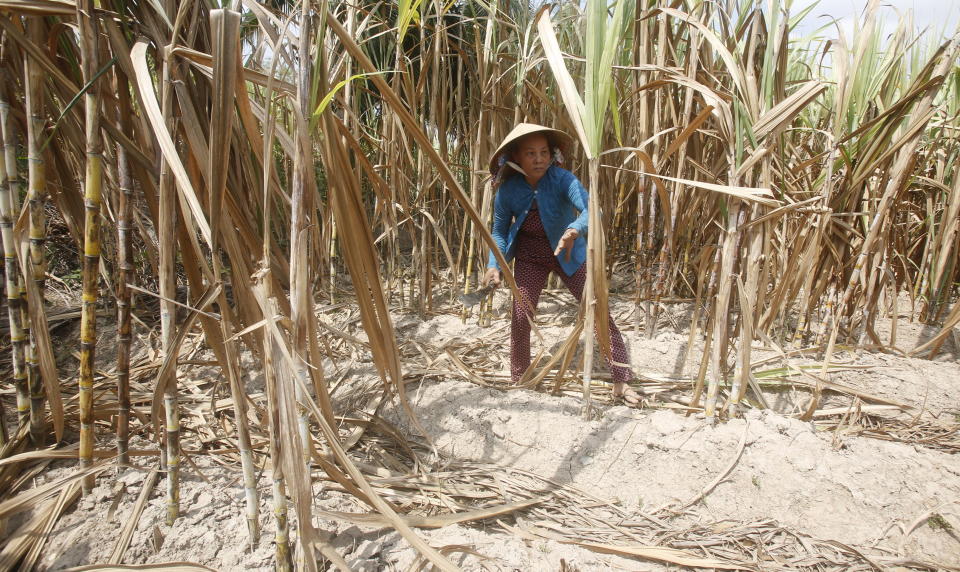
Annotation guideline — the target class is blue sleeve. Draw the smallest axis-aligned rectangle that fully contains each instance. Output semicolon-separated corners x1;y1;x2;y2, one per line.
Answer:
565;175;589;238
487;190;510;269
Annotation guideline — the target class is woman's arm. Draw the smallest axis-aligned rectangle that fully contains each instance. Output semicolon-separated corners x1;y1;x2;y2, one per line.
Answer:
553;174;589;262
487;190;511;270
554;228;579;261
564;176;589;238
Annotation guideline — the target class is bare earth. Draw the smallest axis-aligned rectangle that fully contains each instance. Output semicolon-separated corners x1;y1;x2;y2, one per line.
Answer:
29;292;960;570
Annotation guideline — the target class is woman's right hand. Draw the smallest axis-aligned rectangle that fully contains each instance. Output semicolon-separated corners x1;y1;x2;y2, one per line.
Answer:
483;267;501;288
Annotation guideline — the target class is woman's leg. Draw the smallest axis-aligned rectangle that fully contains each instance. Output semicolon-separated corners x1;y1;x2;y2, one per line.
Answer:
511;259;551;382
559;265;634;383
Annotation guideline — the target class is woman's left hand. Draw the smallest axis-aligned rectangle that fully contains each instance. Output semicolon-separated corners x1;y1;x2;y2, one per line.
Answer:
554;228;579;262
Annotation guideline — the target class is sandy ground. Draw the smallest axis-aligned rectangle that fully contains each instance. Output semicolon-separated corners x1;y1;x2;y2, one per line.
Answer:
19;291;960;570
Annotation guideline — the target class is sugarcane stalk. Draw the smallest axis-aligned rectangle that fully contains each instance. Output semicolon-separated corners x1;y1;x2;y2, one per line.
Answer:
789;149;838;346
729;204;763;416
328;218;337;303
461;145;483;323
158;41;180;529
581;158;601;419
0;70;27;439
633;180;644;336
77;0;104;492
258;290;292;571
24;248;40;440
206;6;259;543
255;90;292;571
0;396;6;447
161;390;179;526
24;17;47;445
418;208;430;313
271;475;292;572
215;290;260;545
812;37;960;417
643;193;664;341
114;69;133;466
26;329;41;442
290;4;317;479
704;204;739;423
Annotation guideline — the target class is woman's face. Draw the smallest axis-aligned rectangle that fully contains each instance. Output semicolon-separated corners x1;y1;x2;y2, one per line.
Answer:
511;134;551;181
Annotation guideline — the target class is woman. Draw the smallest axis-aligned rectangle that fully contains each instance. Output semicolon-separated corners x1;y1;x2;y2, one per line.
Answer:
483;123;639;405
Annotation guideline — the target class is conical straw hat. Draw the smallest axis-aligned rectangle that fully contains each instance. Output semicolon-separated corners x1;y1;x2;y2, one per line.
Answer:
488;122;573;177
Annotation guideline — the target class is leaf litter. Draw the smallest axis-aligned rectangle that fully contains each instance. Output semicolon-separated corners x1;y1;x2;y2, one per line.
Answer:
2;293;959;570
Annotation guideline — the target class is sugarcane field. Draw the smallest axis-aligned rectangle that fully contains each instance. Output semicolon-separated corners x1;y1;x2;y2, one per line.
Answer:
1;0;960;570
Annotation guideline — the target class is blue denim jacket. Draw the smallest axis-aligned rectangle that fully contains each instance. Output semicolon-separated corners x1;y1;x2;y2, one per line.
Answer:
487;166;589;277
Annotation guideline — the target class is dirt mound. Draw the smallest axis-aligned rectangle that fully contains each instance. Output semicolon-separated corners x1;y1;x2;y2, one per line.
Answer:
24;300;960;570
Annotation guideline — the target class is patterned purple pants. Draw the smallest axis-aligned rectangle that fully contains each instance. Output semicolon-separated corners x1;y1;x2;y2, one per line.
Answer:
510;207;632;383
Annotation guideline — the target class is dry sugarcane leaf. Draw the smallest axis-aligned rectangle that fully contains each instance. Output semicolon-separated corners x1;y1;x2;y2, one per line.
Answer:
811;405;902;417
20;479;81;569
0;424;30;462
0;446;154;467
739;196;822;231
239;0;284;49
110;468;160;564
910;300;960;357
340;394;390;453
207;8;241;253
641;173;781;207
245;98;297;167
654;7;751;117
660;105;715;165
63;565;218;572
22;266;65;441
443;348;492;386
310;450;373;506
170;46;297;95
232;54;288;230
130;40;212;247
0;16;77;94
322;10;526;315
752;81;827;140
315;72;429;449
499;520;752;570
927;208;960;314
148;283;221;430
0;0;75;15
764;370;913;411
850;109;937;191
317;496;549;529
0;461;108;519
616;71;734;137
579;540;752;569
0;496;55;569
253;285;458;572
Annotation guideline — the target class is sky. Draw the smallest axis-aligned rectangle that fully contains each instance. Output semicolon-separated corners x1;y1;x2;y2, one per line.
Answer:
790;0;960;40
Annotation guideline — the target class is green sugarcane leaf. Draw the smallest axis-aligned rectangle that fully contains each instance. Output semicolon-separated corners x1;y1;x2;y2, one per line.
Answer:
313;72;391;118
609;85;622;146
40;57;117;153
397;0;426;43
535;5;590;156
